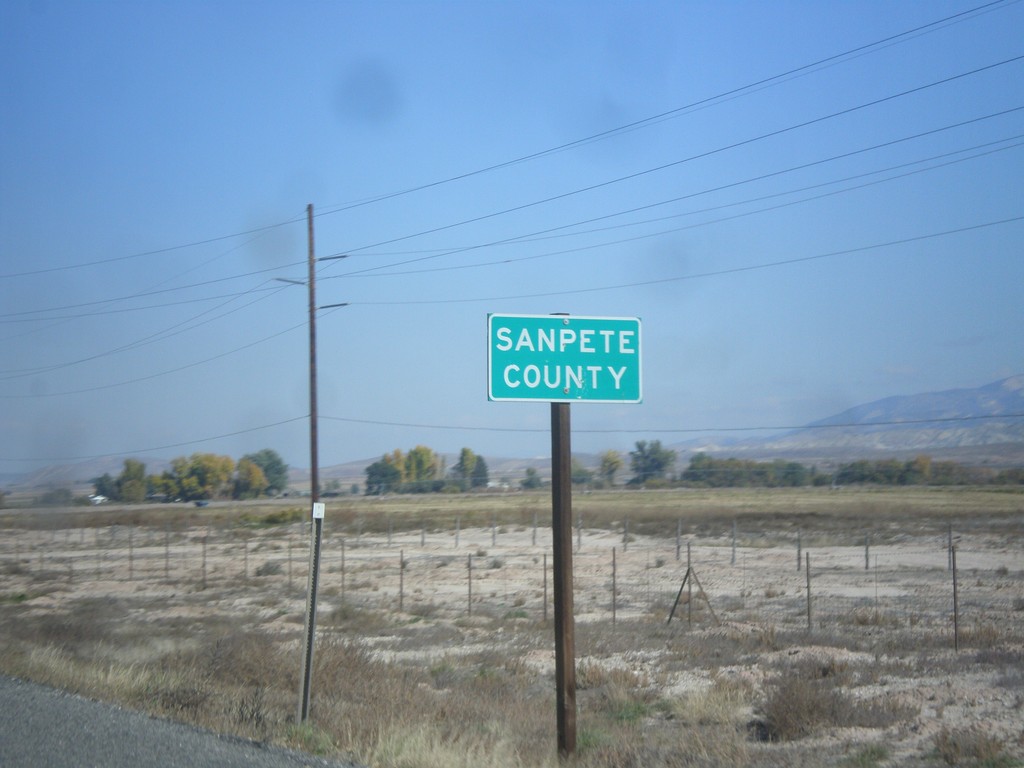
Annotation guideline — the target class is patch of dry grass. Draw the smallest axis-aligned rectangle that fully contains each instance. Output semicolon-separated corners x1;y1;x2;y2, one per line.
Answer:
1;488;1022;767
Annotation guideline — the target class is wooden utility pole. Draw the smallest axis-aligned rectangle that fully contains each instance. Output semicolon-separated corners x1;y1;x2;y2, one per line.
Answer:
551;402;576;758
298;203;323;724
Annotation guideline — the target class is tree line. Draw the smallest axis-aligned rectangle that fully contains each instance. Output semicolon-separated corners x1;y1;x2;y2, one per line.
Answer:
623;442;1024;488
93;448;288;503
364;446;490;495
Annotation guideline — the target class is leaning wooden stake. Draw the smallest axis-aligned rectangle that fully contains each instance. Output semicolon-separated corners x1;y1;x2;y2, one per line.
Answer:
667;566;720;627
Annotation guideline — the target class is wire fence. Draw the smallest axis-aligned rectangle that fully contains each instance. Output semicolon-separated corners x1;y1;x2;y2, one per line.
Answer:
4;517;1021;647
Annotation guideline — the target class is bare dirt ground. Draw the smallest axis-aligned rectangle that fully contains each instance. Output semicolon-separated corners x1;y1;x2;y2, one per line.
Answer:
2;488;1022;767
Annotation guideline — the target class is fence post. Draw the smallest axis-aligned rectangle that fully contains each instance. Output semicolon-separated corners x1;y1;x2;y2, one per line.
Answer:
805;552;812;632
455;517;460;548
388;518;392;547
467;554;473;617
399;549;405;612
243;533;249;580
128;526;134;581
492;515;497;547
797;531;802;571
687;541;693;627
533;511;537;547
164;525;170;581
947;524;953;571
623;517;629;552
543;552;548;624
611;547;617;625
341;538;346;601
676;519;681;562
731;520;737;565
952;544;960;652
576;513;582;552
288;538;293;590
864;533;870;571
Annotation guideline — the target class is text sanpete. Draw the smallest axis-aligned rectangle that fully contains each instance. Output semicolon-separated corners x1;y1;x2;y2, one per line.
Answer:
494;325;636;391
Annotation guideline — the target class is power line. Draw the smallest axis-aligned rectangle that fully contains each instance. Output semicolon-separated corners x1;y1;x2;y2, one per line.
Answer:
330;55;1024;267
0;282;290;379
0;320;306;397
3;2;1009;283
325;114;1024;279
345;214;1024;306
0;217;305;280
320;411;1024;434
0;416;308;464
0;261;304;321
5;409;1019;465
312;0;1015;222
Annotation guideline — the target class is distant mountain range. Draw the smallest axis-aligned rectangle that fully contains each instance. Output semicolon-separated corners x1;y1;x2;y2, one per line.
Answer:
5;375;1023;492
674;375;1024;467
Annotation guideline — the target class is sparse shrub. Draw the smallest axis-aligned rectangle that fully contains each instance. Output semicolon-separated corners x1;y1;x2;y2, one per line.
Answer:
759;675;843;740
840;743;889;767
932;725;1013;767
254;561;282;577
759;660;916;741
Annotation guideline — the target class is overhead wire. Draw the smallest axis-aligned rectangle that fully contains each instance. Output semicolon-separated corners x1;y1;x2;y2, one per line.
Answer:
335;135;1024;278
326;56;1024;272
5;410;1019;464
2;1;1006;282
344;215;1024;306
0;416;309;463
311;0;1016;222
324;110;1024;279
3;4;1019;468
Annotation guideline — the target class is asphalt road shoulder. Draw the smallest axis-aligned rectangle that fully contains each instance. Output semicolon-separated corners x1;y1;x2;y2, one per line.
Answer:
0;674;362;768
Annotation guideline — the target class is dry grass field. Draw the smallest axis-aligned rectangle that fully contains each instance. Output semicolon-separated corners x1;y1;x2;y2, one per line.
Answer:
2;486;1023;767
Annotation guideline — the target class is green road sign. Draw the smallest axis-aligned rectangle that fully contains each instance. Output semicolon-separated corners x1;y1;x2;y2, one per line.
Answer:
487;313;642;403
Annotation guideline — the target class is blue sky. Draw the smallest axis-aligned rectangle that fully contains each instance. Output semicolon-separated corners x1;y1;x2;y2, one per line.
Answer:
1;0;1022;477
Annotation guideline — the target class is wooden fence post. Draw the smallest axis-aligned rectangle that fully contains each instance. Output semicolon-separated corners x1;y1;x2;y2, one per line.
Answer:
805;552;812;632
611;547;617;625
952;545;960;652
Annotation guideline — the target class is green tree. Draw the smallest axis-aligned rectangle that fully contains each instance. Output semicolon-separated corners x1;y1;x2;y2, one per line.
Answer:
629;440;676;485
93;473;118;499
571;458;594;486
160;453;235;501
598;450;623;487
404;445;440;492
365;455;401;495
233;458;268;499
241;449;289;494
470;455;490;489
452;447;478;491
116;459;148;503
521;467;542;490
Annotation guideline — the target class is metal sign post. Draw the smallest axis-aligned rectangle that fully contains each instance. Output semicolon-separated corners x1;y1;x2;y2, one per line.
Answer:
551;401;575;758
487;312;642;760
